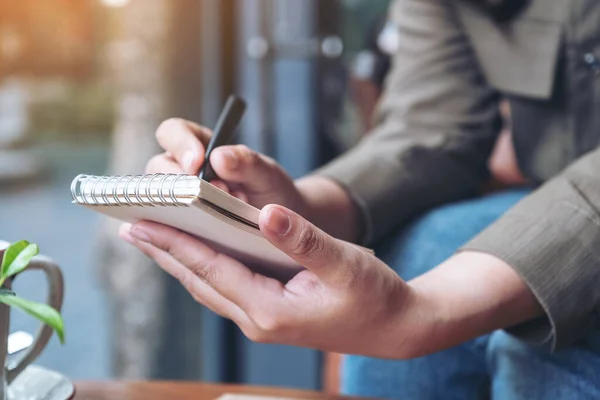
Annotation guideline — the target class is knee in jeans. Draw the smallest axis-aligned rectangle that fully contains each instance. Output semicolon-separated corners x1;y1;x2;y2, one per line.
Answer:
486;331;539;372
341;354;394;391
376;191;531;279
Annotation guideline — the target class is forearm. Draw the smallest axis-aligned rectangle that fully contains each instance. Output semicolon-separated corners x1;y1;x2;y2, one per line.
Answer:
294;175;363;243
395;251;543;359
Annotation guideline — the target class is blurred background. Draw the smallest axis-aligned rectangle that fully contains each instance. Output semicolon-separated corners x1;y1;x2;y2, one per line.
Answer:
0;0;391;390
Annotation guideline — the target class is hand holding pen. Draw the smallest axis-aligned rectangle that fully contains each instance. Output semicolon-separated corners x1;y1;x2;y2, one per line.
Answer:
148;93;306;213
198;95;247;182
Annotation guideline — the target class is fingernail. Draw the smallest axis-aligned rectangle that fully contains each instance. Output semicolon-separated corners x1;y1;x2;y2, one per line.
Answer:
182;151;196;172
120;231;136;245
118;223;135;245
265;207;291;236
222;149;239;170
130;225;151;243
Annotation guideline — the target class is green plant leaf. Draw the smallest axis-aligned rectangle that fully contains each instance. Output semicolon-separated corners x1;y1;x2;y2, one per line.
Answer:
0;241;39;282
0;294;64;344
1;241;29;278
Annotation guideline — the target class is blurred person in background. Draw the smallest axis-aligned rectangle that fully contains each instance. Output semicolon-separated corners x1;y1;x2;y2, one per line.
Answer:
120;0;600;398
350;11;525;190
347;12;390;134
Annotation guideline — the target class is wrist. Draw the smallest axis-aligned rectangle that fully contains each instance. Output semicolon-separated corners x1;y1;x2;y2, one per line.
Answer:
401;251;543;357
294;175;363;242
384;281;441;359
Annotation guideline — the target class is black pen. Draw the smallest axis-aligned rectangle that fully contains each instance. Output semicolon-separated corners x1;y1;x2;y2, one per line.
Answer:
198;95;247;181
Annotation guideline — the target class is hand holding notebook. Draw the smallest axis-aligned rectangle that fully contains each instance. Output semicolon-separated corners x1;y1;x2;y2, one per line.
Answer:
69;95;427;361
71;170;314;280
72;96;295;280
71;96;371;281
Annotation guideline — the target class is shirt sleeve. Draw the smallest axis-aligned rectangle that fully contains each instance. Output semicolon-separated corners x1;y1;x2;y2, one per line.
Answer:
461;147;600;351
315;0;600;351
314;0;502;245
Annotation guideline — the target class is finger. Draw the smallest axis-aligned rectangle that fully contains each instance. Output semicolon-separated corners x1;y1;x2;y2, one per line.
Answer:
231;190;249;203
155;118;212;175
127;221;286;316
259;205;364;287
146;153;185;174
119;224;248;323
210;145;288;193
210;180;231;194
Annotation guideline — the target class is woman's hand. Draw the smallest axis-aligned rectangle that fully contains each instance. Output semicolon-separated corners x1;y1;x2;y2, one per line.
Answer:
148;118;307;212
119;200;543;358
119;203;425;358
145;118;364;242
119;118;543;358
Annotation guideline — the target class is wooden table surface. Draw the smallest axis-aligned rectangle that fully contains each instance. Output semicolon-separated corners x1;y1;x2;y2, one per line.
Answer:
72;381;366;400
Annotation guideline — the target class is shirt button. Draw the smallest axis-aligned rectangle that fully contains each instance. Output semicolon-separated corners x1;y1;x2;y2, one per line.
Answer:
584;53;600;74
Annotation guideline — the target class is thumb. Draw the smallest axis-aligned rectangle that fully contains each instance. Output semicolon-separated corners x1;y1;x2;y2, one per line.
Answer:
259;204;362;286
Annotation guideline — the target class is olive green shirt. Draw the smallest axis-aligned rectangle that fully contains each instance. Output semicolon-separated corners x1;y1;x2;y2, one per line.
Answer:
316;0;600;352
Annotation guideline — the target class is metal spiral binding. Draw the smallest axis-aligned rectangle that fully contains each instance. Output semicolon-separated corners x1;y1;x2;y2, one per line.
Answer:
72;173;191;207
134;176;144;204
112;175;123;205
85;175;100;205
70;174;83;202
100;177;112;205
157;174;170;204
169;174;186;205
122;175;136;206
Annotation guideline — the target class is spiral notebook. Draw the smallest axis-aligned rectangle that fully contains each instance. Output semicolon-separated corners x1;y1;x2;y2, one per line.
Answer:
70;173;305;281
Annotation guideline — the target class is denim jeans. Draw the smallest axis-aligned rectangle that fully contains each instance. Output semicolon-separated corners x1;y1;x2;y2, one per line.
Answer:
341;189;600;400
